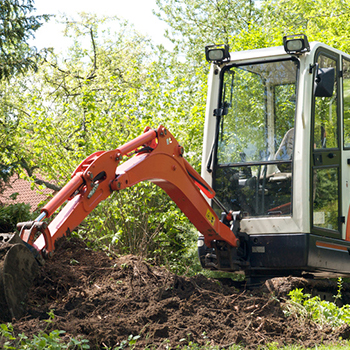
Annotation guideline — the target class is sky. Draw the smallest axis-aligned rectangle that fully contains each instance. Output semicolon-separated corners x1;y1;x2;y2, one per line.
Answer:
31;0;171;52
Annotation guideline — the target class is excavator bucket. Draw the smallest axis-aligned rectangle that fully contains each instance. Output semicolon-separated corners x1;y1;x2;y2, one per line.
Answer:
0;233;39;321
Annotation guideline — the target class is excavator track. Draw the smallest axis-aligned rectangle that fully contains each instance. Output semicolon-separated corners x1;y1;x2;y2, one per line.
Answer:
0;233;39;321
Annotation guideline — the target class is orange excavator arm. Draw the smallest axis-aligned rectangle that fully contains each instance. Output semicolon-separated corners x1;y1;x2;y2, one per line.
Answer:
17;125;239;255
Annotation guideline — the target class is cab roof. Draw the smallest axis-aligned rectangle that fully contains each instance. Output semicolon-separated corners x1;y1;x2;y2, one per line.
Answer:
227;41;350;65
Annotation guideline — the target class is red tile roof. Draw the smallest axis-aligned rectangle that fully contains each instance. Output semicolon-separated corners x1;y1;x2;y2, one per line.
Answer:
0;175;55;212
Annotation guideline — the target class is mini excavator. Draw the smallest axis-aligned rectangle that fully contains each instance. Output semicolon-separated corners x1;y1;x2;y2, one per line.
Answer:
2;34;350;320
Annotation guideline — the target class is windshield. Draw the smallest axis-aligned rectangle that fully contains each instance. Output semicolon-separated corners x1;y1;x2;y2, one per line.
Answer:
213;59;298;218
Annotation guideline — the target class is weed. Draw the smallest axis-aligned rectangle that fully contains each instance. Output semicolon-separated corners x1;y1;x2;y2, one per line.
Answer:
334;277;343;303
0;313;90;349
284;287;350;327
113;334;141;349
70;258;80;266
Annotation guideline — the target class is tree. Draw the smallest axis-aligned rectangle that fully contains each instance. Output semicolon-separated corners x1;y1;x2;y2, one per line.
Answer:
3;13;197;267
0;0;50;79
17;14;159;182
0;0;49;193
262;0;350;52
155;0;263;57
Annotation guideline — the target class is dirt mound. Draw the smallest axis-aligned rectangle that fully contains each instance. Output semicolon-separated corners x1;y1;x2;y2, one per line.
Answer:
2;237;350;349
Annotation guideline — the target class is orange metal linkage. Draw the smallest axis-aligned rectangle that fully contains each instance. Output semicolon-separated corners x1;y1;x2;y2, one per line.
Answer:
24;125;238;253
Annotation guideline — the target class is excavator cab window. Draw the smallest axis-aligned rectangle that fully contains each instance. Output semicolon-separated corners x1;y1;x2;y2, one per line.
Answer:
213;58;298;218
311;52;340;234
344;59;350;148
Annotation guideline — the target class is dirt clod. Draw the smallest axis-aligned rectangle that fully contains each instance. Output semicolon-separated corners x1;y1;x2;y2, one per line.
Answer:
1;237;349;349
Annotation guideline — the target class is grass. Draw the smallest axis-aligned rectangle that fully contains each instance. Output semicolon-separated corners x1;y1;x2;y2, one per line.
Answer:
1;324;350;350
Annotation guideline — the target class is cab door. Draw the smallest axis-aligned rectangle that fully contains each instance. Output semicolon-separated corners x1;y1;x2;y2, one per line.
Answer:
342;57;350;240
311;49;342;238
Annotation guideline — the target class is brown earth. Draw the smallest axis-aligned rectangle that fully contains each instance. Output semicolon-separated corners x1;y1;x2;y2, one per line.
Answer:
2;237;350;349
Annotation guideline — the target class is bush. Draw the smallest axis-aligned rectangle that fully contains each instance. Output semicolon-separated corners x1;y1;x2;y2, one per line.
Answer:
76;182;198;272
284;280;350;327
0;202;32;232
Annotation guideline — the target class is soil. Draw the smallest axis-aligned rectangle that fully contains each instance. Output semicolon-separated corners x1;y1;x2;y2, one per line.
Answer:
2;237;350;349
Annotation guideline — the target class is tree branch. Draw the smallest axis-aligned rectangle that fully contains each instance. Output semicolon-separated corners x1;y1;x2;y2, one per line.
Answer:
19;158;62;192
33;178;62;192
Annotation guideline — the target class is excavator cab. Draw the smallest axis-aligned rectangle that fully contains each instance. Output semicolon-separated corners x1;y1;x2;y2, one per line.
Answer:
200;35;350;279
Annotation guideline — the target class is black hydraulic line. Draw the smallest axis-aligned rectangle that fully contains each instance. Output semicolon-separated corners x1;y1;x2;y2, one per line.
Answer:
186;170;211;193
186;170;229;215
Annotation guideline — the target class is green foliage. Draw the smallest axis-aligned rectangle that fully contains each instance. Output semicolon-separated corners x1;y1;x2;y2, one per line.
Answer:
0;0;50;80
0;322;90;349
0;0;50;191
77;183;198;273
156;0;264;57
0;202;32;232
262;0;350;53
0;310;92;349
284;281;350;327
17;14;154;185
113;334;140;350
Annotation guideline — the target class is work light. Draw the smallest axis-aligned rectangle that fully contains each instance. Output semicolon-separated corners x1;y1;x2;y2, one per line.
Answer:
205;44;230;63
283;34;310;55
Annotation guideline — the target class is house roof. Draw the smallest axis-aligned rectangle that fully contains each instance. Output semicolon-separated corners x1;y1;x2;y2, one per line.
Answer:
0;175;55;211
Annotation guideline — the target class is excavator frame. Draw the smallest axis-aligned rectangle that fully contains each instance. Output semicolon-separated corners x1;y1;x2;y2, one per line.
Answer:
4;34;350;320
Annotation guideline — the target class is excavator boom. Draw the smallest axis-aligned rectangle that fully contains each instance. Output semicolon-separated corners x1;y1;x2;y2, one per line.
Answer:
19;125;239;254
